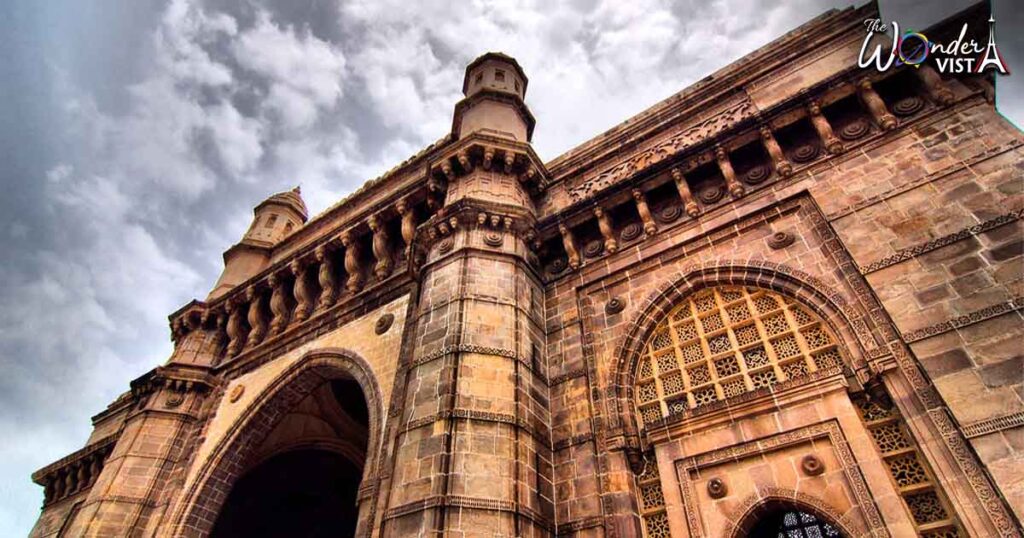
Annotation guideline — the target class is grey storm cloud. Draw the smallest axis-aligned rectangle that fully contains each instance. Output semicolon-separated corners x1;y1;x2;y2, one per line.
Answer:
0;0;1017;534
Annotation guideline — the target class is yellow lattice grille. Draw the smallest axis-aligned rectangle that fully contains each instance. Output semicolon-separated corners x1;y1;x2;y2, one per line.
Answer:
636;287;845;425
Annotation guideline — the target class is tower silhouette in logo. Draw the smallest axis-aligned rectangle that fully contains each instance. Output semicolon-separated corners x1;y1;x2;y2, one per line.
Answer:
976;15;1009;74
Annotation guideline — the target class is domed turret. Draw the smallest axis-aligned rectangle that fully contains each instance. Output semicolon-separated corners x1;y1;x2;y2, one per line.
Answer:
452;52;535;142
207;187;308;300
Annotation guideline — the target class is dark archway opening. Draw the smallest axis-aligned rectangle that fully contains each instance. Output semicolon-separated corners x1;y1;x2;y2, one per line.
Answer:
747;507;845;538
210;378;370;538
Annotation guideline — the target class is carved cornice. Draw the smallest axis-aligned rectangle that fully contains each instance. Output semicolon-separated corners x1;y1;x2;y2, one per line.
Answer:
902;296;1024;343
962;412;1024;439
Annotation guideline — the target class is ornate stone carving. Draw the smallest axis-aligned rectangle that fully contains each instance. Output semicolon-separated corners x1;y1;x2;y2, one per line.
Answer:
654;202;682;224
760;125;793;177
605;297;626;315
483;231;503;247
593;206;619;254
801;454;824;476
838;117;870;141
807;99;844;154
671;168;700;217
547;257;568;275
620;222;643;242
715;144;744;198
744;164;770;184
224;299;246;357
707;477;727;499
583;239;604;258
697;184;725;205
375;313;395;335
767;230;795;250
267;272;289;336
790;142;820;164
892;95;925;117
559;223;581;270
632;189;657;235
396;197;416;256
857;78;897;131
341;231;363;294
228;384;245;403
290;259;313;323
314;245;336;311
245;286;266;347
368;214;392;281
438;237;454;254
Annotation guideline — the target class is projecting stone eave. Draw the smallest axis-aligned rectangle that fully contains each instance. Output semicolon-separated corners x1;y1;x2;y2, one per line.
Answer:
542;1;878;182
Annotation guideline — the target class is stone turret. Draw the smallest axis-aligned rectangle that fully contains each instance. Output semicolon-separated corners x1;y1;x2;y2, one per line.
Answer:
452;52;536;142
208;187;307;300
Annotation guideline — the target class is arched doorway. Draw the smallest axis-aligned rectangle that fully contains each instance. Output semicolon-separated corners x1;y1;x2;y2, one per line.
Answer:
208;374;373;538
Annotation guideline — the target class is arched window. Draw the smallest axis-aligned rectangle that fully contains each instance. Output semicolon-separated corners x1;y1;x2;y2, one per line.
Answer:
635;287;844;426
747;508;844;538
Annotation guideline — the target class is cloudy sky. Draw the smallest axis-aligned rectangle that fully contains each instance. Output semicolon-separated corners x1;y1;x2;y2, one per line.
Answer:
0;0;1018;533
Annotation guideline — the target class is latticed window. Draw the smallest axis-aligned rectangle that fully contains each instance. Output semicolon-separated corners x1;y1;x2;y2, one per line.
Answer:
748;509;844;537
854;396;963;537
636;287;844;426
635;457;669;538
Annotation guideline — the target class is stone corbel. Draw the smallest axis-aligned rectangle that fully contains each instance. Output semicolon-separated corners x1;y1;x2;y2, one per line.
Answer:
290;258;313;324
857;78;897;131
396;197;416;257
715;144;745;198
593;206;618;254
632;189;657;235
559;223;581;270
314;244;337;311
807;99;844;154
368;214;392;281
340;230;364;295
267;272;289;336
503;151;515;174
671;168;700;217
483;147;495;170
915;64;954;106
245;286;267;348
457;150;473;173
759;124;793;177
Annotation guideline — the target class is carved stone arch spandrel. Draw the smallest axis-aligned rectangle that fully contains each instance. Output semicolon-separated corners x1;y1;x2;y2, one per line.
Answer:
166;348;385;538
609;260;879;439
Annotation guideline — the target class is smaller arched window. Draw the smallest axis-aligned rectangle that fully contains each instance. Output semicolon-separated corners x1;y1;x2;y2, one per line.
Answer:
636;287;844;426
748;508;844;538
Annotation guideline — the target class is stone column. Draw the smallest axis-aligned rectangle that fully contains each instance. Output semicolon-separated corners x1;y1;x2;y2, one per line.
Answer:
267;272;289;336
807;99;844;154
341;231;363;294
290;259;313;323
245;285;267;348
314;244;337;311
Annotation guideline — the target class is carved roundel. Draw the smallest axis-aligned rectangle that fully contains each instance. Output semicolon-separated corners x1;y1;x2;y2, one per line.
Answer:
697;184;725;205
767;231;796;250
483;231;503;247
620;222;644;242
707;477;728;499
892;95;925;117
375;313;395;335
655;203;682;223
164;392;184;409
744;164;770;185
438;237;454;254
605;297;626;315
839;118;870;141
583;240;604;259
548;257;568;275
801;454;825;476
228;384;245;403
790;142;821;164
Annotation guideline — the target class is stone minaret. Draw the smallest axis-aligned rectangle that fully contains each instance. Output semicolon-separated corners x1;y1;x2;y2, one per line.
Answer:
383;53;553;536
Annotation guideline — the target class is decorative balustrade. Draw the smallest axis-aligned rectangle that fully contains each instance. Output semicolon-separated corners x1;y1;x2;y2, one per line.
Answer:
33;436;115;506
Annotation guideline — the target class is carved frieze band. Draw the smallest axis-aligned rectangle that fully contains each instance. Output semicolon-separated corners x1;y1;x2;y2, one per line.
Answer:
401;408;550;446
408;344;549;385
550;368;587;386
556;516;603;534
860;208;1023;274
553;433;595;451
962;411;1024;439
902;296;1024;343
383;495;553;530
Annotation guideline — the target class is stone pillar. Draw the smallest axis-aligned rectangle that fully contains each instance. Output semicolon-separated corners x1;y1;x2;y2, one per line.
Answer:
385;52;551;538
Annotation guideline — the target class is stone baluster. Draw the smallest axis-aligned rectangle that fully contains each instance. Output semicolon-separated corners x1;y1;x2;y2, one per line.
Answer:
75;462;88;493
341;231;364;294
52;472;65;501
857;78;897;130
807;99;844;154
368;214;392;280
268;272;289;336
225;299;246;357
632;189;657;235
760;125;793;177
88;456;101;487
593;206;618;254
290;259;313;324
44;478;54;504
314;245;337;311
245;286;267;348
397;198;416;257
63;468;75;497
916;64;954;106
671;168;700;217
715;145;745;198
559;223;581;270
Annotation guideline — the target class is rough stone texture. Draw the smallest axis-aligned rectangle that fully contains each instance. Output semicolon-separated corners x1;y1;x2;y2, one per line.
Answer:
29;4;1024;538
